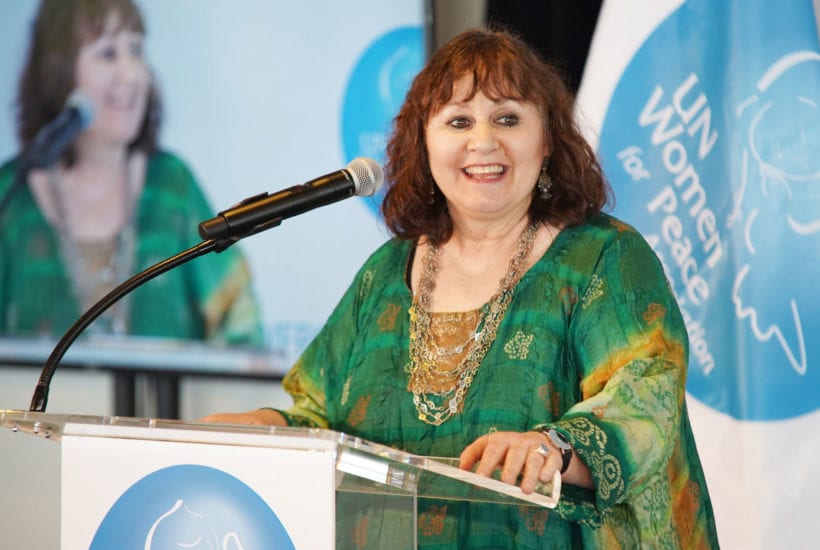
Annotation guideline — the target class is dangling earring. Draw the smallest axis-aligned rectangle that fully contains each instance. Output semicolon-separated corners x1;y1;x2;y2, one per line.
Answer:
428;179;437;205
537;159;553;199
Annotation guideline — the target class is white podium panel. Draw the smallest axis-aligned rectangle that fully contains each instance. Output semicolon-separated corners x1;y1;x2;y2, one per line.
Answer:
61;426;335;548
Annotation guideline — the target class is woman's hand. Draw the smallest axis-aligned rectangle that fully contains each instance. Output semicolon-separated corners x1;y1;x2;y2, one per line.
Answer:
459;430;594;493
197;408;287;427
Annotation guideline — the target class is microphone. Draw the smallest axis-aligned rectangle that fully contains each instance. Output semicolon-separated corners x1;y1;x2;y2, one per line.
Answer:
199;157;384;240
0;91;93;219
25;90;94;169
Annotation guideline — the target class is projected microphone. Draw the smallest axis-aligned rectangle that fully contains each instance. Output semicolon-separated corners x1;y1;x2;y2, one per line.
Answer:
26;90;94;169
0;91;93;219
199;157;384;240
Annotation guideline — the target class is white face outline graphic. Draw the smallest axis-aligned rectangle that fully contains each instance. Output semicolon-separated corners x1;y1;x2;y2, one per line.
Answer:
730;50;820;376
146;499;245;550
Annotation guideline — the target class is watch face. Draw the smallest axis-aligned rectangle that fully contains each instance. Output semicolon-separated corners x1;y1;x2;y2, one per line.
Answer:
548;429;572;451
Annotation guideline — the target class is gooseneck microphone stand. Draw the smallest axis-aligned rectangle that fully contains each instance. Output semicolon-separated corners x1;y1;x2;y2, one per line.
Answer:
26;156;383;413
28;235;245;413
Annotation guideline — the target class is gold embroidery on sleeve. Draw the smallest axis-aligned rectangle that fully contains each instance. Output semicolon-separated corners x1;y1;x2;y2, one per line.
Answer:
581;275;605;310
564;418;625;501
643;303;667;325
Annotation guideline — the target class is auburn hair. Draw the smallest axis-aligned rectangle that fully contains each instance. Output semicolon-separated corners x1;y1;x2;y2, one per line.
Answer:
16;0;161;166
382;27;610;244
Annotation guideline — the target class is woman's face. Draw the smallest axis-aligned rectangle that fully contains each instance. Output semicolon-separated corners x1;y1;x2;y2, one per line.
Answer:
425;76;549;225
74;12;150;150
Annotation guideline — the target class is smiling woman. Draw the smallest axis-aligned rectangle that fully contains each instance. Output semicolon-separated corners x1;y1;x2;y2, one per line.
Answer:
73;11;150;150
0;0;263;344
424;79;549;232
201;27;720;548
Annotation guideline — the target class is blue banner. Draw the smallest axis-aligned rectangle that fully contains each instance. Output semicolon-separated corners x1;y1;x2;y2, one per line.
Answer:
592;0;819;421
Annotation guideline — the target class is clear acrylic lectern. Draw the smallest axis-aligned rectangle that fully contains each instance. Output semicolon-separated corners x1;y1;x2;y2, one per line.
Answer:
1;410;560;549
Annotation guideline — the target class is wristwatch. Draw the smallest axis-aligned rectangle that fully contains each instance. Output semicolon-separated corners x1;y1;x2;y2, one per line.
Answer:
543;429;573;474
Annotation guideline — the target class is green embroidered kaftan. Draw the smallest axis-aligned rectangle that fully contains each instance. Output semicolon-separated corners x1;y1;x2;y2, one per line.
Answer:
279;214;719;549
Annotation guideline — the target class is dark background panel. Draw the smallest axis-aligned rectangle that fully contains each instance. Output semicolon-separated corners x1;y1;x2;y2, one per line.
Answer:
486;0;603;94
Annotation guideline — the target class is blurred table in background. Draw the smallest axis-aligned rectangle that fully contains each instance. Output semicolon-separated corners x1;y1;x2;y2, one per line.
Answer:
0;335;285;419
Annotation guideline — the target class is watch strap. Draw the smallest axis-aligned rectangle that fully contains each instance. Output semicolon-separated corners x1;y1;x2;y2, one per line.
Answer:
535;428;573;474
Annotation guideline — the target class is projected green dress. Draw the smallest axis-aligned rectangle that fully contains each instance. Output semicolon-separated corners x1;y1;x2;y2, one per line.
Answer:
0;152;262;344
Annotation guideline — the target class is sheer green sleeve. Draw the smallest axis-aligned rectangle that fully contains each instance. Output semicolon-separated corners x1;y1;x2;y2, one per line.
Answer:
547;222;688;531
278;257;373;428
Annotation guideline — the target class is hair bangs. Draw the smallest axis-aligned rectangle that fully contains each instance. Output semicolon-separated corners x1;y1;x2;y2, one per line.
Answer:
75;0;145;44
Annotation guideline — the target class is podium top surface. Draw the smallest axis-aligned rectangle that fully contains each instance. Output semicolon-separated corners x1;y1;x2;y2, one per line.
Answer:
1;409;561;509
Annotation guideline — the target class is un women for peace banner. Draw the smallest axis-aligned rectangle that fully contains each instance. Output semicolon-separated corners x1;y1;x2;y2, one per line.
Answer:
576;0;820;547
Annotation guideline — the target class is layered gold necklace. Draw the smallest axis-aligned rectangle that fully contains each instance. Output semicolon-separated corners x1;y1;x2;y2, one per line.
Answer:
407;223;538;425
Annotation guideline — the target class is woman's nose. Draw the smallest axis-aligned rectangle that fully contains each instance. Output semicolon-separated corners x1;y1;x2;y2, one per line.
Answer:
468;121;499;153
116;52;146;81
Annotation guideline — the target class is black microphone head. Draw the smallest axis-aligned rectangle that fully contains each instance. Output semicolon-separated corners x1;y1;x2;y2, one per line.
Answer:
347;157;384;197
66;89;94;129
25;90;95;169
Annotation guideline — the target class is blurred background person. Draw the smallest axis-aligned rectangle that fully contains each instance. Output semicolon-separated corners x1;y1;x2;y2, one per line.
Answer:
0;0;263;344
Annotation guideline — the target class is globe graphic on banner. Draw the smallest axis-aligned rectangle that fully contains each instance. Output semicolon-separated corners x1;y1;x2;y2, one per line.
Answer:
597;0;819;420
91;464;295;549
341;26;424;215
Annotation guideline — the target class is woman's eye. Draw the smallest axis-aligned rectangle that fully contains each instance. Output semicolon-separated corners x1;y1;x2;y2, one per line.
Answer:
98;46;116;61
448;117;471;129
497;114;519;127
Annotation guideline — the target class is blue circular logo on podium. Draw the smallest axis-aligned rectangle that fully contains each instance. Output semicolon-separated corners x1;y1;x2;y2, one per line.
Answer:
341;26;424;215
91;464;295;549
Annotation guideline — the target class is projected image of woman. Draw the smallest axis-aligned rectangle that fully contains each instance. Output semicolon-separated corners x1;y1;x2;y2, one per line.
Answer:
0;0;263;344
